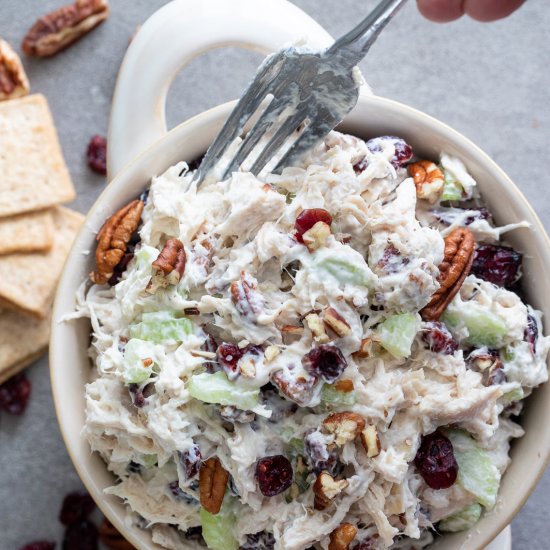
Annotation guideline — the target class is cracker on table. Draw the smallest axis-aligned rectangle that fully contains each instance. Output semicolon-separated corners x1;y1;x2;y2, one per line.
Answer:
0;206;84;318
0;307;50;384
0;209;54;255
0;94;75;218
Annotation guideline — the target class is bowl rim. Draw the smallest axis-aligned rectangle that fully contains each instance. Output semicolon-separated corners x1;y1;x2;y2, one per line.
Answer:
50;93;550;550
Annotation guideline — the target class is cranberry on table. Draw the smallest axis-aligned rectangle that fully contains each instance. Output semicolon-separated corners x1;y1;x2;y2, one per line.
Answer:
294;209;333;243
62;520;98;550
414;430;458;490
59;491;96;525
0;372;31;415
87;135;107;175
19;543;56;550
302;344;347;383
470;244;522;288
421;322;459;355
256;455;293;497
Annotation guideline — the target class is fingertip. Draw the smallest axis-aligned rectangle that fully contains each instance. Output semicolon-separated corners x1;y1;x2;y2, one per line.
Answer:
464;0;526;21
417;0;465;22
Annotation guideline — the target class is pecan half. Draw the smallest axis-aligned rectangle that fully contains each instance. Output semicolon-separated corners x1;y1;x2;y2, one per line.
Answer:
408;160;444;203
313;472;348;510
146;238;186;293
323;412;365;446
99;518;135;550
199;457;229;514
231;271;263;319
421;227;475;321
329;523;358;550
271;369;317;406
22;0;109;57
0;40;30;101
90;199;144;284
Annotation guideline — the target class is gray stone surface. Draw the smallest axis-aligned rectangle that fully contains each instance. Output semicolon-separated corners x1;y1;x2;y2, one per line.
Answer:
0;0;548;548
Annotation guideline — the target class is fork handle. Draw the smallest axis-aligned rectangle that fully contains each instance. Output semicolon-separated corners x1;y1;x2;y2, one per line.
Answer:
327;0;408;67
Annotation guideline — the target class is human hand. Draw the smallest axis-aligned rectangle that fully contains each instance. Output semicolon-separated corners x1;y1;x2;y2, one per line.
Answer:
417;0;526;22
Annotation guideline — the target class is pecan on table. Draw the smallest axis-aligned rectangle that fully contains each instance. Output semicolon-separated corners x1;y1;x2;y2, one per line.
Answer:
90;199;144;285
328;523;358;550
0;40;30;101
146;238;186;293
22;0;109;57
199;457;229;514
421;227;475;321
98;518;136;550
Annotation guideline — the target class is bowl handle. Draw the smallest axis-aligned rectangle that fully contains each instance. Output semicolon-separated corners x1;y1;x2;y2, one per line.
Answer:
107;0;347;178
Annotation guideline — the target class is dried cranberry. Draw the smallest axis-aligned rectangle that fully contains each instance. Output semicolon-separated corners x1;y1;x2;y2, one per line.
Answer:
471;244;522;288
256;455;293;497
217;343;243;379
19;543;55;550
0;372;31;415
108;251;134;286
304;431;343;477
178;445;202;480
421;322;458;355
128;384;146;408
464;207;492;225
59;491;96;525
353;158;368;174
184;526;204;542
62;520;98;550
414;430;458;490
241;531;276;550
302;345;347;383
525;314;538;354
366;136;413;168
376;245;409;274
294;209;333;243
87;135;107;175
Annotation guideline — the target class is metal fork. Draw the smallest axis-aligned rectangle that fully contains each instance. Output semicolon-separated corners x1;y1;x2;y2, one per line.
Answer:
195;0;408;184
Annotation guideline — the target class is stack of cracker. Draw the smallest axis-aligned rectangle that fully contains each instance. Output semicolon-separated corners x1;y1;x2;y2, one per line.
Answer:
0;92;85;383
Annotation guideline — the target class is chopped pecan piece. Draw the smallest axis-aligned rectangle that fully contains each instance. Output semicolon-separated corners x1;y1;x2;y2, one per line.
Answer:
91;199;144;284
22;0;110;57
408;160;444;203
264;345;280;362
421;227;475;321
334;379;354;392
360;425;381;458
305;313;330;343
302;221;331;252
323;412;365;446
353;337;373;358
323;308;352;337
271;369;317;406
199;457;229;514
313;472;348;510
0;40;30;101
328;523;357;550
146;238;186;293
231;271;263;319
99;518;135;549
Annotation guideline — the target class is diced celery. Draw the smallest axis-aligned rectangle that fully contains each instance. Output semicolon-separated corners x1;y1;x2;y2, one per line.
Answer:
188;371;260;410
440;170;463;201
135;245;159;267
129;311;193;344
312;249;372;287
439;503;482;532
286;438;305;457
502;386;524;404
443;306;507;348
138;453;157;468
377;313;419;359
122;338;155;383
200;502;238;550
446;430;500;509
320;383;356;406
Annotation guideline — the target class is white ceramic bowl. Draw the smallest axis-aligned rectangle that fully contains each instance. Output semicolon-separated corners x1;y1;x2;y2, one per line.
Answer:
50;1;550;548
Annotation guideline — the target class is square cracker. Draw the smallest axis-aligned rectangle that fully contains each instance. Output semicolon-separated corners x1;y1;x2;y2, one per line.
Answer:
0;94;75;218
0;206;84;318
0;306;51;384
0;209;54;255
